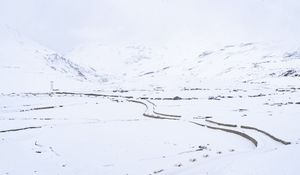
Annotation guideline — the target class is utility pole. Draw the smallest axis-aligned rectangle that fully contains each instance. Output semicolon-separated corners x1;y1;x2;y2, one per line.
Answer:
50;81;54;92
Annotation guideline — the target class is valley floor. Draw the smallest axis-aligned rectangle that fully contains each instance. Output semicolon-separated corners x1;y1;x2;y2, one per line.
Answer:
1;81;300;175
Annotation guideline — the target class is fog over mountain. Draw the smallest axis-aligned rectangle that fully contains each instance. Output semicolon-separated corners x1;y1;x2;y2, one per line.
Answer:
1;0;300;53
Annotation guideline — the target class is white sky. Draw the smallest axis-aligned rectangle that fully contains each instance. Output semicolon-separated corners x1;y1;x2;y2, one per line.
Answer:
1;0;300;53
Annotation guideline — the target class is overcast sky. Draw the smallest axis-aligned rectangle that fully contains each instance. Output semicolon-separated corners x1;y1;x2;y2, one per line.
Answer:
1;0;300;53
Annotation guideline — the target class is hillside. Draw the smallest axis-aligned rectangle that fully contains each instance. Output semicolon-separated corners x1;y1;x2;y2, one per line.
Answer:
68;42;300;90
0;26;106;93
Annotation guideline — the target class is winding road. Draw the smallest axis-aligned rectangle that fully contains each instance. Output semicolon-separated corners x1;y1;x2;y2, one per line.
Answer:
127;98;291;148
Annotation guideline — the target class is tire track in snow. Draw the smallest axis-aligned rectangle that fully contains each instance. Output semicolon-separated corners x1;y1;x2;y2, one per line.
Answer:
203;119;291;146
129;99;291;148
128;99;180;120
128;99;258;147
189;121;258;147
0;126;42;133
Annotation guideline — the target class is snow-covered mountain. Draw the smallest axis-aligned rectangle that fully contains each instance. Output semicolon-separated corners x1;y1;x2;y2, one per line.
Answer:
2;26;299;93
68;42;300;90
0;26;107;93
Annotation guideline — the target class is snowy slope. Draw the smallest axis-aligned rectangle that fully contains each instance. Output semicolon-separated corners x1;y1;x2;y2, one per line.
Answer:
67;43;170;81
0;26;107;93
68;42;300;90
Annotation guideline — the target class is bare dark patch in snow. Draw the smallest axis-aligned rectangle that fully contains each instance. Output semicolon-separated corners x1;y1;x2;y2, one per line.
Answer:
283;51;300;59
